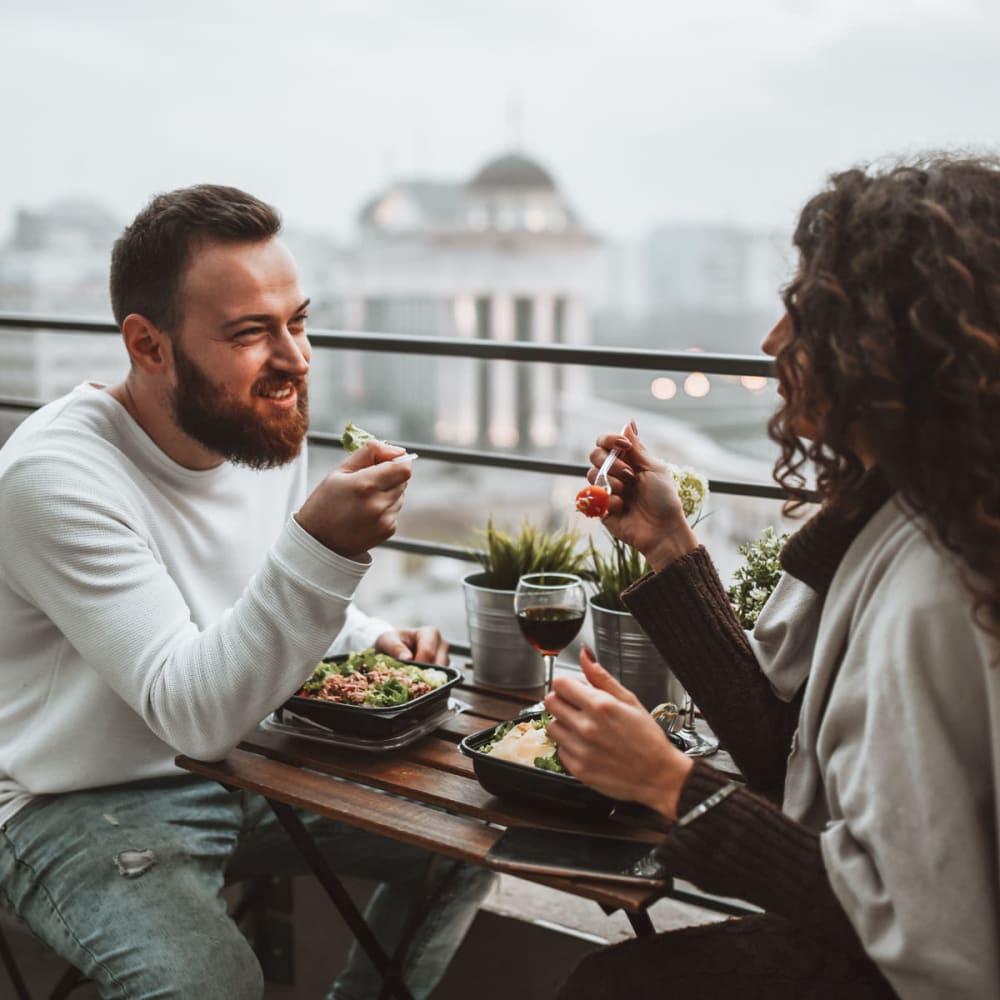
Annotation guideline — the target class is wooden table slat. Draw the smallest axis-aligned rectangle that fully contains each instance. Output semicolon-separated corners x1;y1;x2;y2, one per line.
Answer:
239;728;664;840
178;747;664;912
179;748;497;860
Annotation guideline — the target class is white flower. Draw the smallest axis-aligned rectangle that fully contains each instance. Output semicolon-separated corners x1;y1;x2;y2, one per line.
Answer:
668;464;709;521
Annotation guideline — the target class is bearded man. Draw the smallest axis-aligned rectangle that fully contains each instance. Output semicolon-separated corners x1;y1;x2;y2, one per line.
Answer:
0;185;494;999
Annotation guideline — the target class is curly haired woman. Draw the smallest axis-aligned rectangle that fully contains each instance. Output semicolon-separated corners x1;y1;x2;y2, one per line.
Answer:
547;157;1000;1000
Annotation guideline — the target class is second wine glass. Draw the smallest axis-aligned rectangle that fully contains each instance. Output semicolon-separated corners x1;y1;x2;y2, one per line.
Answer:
514;572;587;696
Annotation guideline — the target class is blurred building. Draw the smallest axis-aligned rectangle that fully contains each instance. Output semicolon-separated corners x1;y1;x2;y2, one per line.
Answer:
0;199;126;400
315;151;602;451
644;222;791;318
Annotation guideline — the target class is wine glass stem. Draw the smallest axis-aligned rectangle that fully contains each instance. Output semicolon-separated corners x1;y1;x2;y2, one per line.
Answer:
543;654;556;695
684;695;696;730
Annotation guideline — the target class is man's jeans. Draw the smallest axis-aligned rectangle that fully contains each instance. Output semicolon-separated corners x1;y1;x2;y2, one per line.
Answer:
0;774;496;999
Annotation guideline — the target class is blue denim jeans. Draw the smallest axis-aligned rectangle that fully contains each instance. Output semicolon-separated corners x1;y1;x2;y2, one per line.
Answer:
0;774;496;1000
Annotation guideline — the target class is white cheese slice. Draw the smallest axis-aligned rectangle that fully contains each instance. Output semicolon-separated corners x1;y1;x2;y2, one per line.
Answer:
490;722;557;766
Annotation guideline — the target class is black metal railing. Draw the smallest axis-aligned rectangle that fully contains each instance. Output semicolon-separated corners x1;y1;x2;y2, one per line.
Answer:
0;311;789;571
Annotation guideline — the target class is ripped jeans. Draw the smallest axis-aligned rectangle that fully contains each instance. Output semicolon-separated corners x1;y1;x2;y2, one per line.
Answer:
0;774;496;1000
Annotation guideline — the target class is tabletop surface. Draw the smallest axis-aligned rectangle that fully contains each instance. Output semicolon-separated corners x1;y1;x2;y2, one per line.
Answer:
176;665;730;914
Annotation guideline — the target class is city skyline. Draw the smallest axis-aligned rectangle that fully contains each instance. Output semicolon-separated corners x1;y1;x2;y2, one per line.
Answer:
3;0;999;249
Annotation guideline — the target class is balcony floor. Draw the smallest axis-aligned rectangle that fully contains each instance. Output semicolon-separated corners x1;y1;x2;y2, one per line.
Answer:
2;874;727;999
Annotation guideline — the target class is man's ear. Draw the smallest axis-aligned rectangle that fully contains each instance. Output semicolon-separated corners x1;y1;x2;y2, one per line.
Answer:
121;314;172;374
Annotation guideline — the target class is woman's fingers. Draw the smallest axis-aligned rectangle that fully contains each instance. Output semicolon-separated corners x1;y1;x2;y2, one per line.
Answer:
579;646;641;706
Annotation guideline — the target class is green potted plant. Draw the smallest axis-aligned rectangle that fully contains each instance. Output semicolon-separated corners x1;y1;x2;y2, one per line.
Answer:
463;516;588;688
587;465;708;714
728;526;789;629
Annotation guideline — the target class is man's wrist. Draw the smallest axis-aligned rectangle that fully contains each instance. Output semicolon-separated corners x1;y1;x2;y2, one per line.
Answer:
292;511;368;563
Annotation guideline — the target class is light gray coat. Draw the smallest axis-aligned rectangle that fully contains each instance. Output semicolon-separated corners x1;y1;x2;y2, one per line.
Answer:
751;498;1000;1000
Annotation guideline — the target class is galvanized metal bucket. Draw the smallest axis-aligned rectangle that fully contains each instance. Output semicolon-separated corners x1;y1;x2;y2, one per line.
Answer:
462;572;544;689
589;596;685;711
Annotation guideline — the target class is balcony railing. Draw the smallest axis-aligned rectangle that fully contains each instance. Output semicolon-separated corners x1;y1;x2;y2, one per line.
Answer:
0;311;793;577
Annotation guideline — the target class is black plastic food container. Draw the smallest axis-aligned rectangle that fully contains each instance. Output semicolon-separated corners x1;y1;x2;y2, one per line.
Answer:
277;656;462;739
459;712;618;816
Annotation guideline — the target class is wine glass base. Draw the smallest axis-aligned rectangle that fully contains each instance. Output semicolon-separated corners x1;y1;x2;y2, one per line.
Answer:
675;727;719;757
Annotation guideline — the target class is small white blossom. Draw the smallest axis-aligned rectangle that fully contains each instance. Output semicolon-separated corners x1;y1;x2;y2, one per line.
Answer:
728;526;790;630
668;464;709;521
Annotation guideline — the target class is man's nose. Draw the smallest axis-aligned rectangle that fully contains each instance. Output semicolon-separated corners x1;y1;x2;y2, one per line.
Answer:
270;328;311;373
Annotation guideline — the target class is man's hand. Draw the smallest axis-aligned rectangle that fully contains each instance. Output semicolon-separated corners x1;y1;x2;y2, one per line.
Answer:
295;441;411;559
375;627;450;666
544;646;692;819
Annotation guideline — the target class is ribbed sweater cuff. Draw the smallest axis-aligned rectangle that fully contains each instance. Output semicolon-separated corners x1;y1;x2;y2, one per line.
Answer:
621;547;752;685
621;547;799;795
275;516;371;601
656;761;864;952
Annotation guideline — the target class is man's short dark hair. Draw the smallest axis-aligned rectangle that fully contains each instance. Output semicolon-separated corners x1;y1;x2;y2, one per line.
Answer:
109;184;281;331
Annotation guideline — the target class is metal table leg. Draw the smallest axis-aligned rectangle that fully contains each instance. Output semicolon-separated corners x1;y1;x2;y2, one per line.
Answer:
265;798;416;1000
625;909;655;937
599;901;656;938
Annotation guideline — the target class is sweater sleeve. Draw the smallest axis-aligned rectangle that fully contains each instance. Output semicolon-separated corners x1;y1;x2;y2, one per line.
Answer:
0;453;369;761
658;762;871;957
622;548;801;798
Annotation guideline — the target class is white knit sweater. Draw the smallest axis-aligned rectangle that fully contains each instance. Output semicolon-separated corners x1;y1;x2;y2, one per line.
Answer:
0;383;391;827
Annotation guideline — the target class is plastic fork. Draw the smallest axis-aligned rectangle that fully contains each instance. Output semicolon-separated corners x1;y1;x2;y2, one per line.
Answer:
593;421;631;493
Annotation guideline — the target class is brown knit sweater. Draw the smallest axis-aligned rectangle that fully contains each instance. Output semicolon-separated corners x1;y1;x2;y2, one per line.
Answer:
620;472;895;964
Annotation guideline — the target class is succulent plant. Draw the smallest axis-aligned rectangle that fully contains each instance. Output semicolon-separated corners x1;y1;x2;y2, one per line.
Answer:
473;516;588;591
586;535;650;612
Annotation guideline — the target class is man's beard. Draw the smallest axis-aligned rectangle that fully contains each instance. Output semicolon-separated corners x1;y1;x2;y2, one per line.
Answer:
170;343;309;470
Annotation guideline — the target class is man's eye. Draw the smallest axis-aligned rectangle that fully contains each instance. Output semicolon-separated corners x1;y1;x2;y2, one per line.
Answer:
235;327;267;339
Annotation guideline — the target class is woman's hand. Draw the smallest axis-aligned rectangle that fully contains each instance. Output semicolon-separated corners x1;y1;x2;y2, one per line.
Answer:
544;647;693;820
587;422;698;570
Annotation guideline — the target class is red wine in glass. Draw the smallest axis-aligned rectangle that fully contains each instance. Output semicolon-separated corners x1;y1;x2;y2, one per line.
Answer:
513;573;588;697
517;606;585;656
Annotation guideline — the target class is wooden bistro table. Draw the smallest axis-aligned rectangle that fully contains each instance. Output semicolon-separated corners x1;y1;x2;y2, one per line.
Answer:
176;665;750;1000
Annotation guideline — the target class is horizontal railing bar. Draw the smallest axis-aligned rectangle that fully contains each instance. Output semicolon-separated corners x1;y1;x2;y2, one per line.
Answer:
310;331;774;377
0;312;774;378
381;536;481;564
309;432;790;500
0;398;792;501
0;313;117;334
0;396;43;412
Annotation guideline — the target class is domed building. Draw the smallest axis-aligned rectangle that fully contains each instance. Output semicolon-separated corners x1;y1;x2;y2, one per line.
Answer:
330;151;600;450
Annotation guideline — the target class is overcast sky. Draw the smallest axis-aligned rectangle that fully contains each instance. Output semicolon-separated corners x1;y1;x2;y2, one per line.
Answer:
2;0;999;243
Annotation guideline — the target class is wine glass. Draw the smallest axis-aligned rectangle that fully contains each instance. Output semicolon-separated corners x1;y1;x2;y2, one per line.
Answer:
652;695;719;757
514;572;587;700
676;694;719;757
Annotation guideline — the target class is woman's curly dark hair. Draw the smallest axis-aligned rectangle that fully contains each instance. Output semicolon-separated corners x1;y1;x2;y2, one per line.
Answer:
769;155;1000;642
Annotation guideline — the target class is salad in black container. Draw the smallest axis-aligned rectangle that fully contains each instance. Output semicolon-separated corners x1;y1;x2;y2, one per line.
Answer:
460;711;619;816
278;649;461;739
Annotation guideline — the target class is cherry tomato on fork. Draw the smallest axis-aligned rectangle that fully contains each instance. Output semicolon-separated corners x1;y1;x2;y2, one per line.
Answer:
575;485;610;519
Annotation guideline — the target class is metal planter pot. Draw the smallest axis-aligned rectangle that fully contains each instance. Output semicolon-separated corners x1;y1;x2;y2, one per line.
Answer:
462;573;544;689
589;596;685;711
